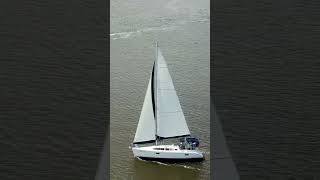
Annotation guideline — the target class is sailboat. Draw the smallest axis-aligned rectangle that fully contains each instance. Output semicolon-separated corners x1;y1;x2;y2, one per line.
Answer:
131;42;204;162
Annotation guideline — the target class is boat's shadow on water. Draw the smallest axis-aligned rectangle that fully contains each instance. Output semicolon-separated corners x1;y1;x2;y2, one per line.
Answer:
129;158;203;180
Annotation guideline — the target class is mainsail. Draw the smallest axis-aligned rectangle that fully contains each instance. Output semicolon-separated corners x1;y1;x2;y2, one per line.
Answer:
155;46;190;138
133;43;190;144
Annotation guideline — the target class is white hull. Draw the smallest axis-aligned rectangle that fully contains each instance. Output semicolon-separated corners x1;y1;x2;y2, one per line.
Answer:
132;144;204;162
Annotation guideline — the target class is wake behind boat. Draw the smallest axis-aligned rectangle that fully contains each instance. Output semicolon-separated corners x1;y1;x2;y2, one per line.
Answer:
131;42;204;162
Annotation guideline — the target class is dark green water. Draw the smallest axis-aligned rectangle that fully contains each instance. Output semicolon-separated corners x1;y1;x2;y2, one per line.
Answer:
110;0;210;179
0;1;107;179
213;0;320;179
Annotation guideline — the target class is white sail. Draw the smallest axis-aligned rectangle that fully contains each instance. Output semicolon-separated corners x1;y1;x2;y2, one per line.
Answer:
131;44;204;163
155;47;190;138
133;74;156;143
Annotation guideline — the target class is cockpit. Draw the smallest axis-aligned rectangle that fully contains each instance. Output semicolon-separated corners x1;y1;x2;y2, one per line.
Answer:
178;136;200;150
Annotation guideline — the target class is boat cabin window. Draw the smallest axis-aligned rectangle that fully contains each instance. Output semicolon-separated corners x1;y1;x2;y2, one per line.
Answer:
154;147;173;151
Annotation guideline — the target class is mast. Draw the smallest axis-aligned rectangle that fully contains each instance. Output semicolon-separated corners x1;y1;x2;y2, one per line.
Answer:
155;41;158;145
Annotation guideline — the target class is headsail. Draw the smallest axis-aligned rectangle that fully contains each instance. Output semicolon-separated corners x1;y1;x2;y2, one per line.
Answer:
133;72;156;143
155;46;190;138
